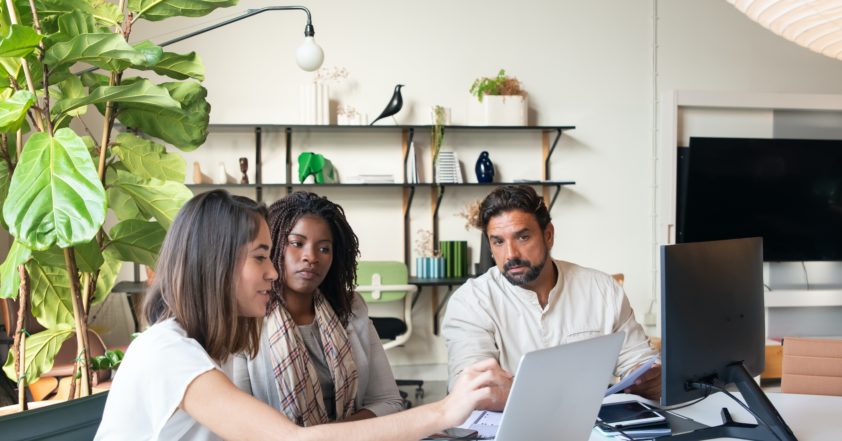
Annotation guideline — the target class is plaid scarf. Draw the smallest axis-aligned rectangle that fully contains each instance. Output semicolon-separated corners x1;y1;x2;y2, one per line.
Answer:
265;292;359;426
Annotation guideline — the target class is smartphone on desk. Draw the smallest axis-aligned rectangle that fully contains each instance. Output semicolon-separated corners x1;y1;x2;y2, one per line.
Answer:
597;400;666;428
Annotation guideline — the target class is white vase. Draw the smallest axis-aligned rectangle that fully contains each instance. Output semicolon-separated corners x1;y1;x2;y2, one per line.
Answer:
483;95;527;126
299;83;330;124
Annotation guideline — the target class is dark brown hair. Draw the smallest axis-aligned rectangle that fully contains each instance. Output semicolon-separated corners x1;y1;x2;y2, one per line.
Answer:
479;185;552;232
267;192;359;326
143;190;268;361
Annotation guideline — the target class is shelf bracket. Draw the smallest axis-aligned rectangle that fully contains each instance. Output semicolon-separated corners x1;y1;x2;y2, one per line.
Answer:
548;184;562;211
544;128;564;180
255;126;263;202
403;185;416;266
402;128;415;183
285;127;293;194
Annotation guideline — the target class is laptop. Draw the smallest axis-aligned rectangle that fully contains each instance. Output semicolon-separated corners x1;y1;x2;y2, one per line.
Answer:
463;332;624;441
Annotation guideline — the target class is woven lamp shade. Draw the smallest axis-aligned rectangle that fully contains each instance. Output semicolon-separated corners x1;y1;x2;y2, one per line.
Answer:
728;0;842;60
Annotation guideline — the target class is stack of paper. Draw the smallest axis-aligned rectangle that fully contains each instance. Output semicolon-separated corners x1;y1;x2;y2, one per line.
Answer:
344;174;395;184
436;151;463;183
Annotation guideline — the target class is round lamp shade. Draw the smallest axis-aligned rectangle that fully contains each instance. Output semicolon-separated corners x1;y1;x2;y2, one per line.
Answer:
296;36;324;71
728;0;842;61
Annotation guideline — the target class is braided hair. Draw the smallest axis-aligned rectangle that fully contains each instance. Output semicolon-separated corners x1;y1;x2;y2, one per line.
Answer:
267;192;359;326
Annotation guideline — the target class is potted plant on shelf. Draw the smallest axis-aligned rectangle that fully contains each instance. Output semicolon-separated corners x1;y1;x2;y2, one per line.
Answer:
0;0;229;434
469;68;528;126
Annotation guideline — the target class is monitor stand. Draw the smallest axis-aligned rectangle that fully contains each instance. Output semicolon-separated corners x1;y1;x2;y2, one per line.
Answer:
662;363;796;441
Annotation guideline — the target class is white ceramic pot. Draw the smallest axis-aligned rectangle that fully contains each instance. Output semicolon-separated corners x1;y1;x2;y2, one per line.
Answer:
483;95;527;126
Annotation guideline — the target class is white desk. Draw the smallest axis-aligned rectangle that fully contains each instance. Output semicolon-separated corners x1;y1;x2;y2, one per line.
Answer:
590;392;842;441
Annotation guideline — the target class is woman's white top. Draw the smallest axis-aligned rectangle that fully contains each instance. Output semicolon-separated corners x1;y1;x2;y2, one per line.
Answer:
95;318;232;440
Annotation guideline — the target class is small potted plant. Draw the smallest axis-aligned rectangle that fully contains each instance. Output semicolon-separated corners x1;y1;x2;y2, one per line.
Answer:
414;229;444;278
457;201;494;275
469;69;528;126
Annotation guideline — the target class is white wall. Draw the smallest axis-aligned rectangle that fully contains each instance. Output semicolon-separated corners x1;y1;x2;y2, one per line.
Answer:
97;0;842;374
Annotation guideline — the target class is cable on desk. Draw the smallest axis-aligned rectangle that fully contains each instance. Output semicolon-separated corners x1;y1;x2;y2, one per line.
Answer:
594;420;635;440
688;383;785;441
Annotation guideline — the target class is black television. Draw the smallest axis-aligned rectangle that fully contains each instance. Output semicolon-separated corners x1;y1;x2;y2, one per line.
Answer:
660;237;795;441
676;137;842;261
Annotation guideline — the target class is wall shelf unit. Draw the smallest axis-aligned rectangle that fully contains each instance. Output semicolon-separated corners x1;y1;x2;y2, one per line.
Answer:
191;124;576;273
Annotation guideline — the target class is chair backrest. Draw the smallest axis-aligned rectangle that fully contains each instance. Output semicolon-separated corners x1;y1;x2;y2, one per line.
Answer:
781;337;842;396
356;261;410;303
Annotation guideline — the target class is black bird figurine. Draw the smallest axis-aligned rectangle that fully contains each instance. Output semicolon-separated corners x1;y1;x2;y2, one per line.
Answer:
370;84;404;125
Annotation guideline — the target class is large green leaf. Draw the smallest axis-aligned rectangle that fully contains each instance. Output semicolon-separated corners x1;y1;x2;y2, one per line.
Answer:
44;33;150;72
0;241;31;298
52;78;181;117
113;133;186;182
3;327;73;384
110;169;191;229
0;153;10;228
53;10;99;42
33;0;123;28
26;259;73;329
131;40;163;68
3;128;107;250
93;249;122;305
31;240;103;273
107;219;165;267
49;75;86;118
152;51;204;81
0;24;43;58
117;81;210;151
129;0;238;22
0;90;35;133
0;56;22;80
106;186;143;222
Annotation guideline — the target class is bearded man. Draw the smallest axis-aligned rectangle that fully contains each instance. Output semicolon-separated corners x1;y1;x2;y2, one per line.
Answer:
441;185;660;411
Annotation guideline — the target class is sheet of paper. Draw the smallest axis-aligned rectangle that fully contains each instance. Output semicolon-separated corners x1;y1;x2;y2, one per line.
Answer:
605;357;657;396
459;410;503;439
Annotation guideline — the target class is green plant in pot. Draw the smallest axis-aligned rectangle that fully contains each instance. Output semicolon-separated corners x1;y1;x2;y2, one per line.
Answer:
469;69;528;125
469;69;524;102
0;0;235;412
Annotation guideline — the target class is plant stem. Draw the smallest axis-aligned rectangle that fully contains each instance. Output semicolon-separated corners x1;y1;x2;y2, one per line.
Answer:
81;272;92;315
97;77;116;182
13;265;29;411
64;248;91;397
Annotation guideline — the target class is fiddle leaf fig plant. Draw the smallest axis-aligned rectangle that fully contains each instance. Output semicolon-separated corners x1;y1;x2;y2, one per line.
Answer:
0;0;236;408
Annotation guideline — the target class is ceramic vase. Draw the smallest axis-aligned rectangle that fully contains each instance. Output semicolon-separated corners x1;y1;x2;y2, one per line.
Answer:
475;151;495;183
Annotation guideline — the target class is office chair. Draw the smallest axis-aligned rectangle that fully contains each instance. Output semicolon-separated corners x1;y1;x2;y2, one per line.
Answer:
781;337;842;396
356;261;424;407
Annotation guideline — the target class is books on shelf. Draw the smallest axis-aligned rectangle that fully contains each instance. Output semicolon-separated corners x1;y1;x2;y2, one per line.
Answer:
406;141;420;184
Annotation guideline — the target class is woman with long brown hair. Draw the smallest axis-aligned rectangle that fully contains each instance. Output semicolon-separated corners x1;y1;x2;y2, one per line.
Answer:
96;190;495;440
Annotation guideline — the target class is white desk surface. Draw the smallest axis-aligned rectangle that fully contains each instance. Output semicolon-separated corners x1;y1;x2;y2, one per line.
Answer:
590;392;842;441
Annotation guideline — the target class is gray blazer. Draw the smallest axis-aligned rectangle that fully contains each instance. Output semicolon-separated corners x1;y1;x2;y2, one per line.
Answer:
232;293;403;417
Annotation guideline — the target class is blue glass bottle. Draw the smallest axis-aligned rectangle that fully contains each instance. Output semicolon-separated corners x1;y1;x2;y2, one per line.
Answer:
475;151;495;183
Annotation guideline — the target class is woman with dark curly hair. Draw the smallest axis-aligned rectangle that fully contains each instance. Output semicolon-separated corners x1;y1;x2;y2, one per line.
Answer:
234;191;403;425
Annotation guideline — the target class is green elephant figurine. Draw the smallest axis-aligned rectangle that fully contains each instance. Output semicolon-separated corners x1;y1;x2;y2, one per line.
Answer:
298;152;337;184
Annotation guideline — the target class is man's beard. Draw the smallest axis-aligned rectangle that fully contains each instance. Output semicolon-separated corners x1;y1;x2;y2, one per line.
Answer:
502;252;549;286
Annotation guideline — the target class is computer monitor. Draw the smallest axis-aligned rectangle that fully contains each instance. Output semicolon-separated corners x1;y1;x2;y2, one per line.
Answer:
660;237;796;441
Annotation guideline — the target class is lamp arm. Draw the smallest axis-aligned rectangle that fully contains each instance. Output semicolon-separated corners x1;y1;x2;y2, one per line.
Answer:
158;5;315;48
